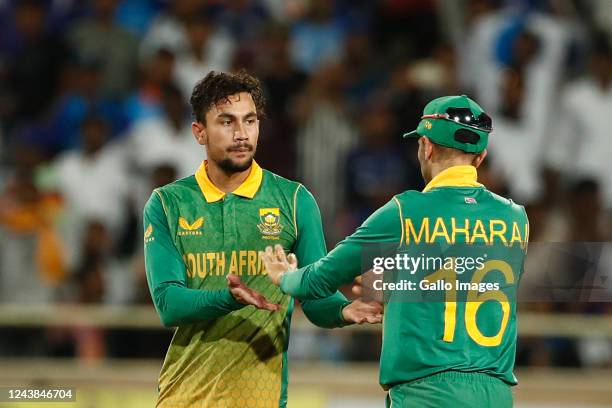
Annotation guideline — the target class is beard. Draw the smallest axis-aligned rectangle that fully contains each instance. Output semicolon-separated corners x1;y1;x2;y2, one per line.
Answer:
214;143;256;173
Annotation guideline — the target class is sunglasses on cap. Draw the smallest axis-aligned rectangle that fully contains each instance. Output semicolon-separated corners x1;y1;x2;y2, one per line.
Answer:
421;108;492;133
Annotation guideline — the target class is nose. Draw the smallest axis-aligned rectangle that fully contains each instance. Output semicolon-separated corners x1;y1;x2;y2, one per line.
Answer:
233;122;248;141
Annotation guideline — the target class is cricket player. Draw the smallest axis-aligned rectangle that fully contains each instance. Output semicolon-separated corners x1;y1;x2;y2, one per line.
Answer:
262;95;529;407
143;70;382;407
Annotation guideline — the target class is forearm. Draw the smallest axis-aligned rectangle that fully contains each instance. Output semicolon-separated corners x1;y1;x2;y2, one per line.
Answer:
281;198;403;299
281;242;361;299
300;291;352;329
152;283;244;327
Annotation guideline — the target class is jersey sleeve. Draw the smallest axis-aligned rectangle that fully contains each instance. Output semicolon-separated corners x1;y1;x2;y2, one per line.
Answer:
291;185;351;328
144;191;244;327
281;196;403;300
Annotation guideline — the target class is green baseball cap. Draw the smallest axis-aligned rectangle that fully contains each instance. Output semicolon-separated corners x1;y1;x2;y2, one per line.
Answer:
402;95;492;153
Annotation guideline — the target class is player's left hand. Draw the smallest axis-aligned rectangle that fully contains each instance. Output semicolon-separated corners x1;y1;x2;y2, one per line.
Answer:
341;299;384;325
259;244;297;286
227;274;280;311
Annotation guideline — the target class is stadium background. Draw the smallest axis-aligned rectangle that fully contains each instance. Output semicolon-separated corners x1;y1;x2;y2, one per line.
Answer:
0;0;612;406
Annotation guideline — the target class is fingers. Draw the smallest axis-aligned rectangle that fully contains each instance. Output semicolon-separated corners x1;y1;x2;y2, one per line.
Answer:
226;274;241;287
273;244;285;262
342;299;384;325
365;314;383;324
259;300;281;311
287;253;298;270
247;288;280;311
229;279;281;312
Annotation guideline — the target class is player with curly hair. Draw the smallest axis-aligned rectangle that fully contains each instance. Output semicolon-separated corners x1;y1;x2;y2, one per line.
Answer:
144;70;382;407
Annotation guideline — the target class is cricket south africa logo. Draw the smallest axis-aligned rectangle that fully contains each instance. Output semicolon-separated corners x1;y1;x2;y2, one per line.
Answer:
178;217;204;236
257;208;283;239
144;224;154;243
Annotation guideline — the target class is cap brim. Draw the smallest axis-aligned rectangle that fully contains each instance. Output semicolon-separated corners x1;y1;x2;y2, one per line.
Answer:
402;130;419;138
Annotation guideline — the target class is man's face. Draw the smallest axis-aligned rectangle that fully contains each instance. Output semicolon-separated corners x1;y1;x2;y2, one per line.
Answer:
195;92;259;173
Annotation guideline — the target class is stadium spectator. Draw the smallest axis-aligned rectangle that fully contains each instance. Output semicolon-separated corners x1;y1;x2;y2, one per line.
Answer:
339;103;416;236
124;83;201;181
172;13;236;99
0;168;65;304
48;58;127;152
0;0;68;130
253;23;307;178
139;0;206;61
292;63;357;234
52;115;129;265
289;0;347;73
547;34;612;208
123;48;176;125
67;0;139;98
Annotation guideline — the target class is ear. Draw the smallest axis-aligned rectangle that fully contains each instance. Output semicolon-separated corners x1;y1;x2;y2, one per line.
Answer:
192;122;207;146
421;136;434;160
473;149;488;168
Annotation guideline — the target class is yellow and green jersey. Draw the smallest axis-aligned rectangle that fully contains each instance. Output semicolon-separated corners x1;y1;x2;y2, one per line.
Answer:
144;160;350;408
281;165;529;389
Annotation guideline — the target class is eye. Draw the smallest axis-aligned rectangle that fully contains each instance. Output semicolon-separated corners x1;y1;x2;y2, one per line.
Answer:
246;118;256;125
222;120;231;126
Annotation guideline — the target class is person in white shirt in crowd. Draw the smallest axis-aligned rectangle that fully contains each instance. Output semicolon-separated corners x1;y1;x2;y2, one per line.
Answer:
53;115;130;266
172;14;235;99
458;1;568;143
138;0;204;61
547;35;612;209
123;83;203;213
125;83;202;180
487;67;543;203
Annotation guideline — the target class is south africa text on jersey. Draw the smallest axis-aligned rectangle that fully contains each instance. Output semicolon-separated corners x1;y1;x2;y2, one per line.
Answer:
183;250;268;278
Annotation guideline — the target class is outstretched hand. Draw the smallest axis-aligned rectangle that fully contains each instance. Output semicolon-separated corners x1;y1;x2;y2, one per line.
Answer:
345;271;384;324
227;274;280;311
342;298;384;324
259;244;298;286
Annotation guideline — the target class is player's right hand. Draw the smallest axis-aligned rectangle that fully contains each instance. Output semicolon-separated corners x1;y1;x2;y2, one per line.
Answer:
227;274;280;311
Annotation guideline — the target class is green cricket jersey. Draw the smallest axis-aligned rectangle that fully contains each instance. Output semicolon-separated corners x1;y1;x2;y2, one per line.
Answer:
144;160;351;408
281;165;529;389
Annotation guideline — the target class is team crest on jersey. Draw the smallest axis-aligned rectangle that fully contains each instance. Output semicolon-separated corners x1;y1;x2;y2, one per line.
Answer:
144;224;154;243
178;217;204;236
257;208;283;239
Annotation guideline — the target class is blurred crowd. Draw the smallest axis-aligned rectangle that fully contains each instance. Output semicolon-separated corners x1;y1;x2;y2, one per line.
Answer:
0;0;611;367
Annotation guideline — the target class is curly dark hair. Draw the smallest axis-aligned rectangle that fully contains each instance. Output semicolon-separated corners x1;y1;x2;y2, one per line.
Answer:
189;69;266;123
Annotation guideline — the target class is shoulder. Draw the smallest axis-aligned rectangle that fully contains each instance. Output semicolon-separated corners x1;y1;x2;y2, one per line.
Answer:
393;189;433;207
150;175;198;204
261;169;304;197
262;169;301;189
486;190;528;220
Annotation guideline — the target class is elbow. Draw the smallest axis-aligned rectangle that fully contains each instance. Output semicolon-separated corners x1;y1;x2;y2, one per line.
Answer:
159;313;178;328
152;285;179;327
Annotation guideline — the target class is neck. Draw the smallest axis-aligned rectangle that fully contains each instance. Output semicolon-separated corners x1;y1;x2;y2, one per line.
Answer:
206;160;251;193
427;161;472;184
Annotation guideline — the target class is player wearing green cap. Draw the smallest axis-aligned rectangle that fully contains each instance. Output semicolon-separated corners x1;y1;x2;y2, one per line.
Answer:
144;70;382;408
262;95;529;407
